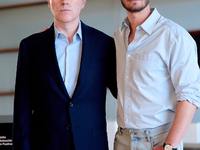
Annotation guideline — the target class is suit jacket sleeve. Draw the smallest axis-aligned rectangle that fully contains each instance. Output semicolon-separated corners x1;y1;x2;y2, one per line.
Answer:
106;38;117;99
13;39;32;150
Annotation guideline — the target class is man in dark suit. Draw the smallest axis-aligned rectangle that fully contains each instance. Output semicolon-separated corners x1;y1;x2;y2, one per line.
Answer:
12;0;117;149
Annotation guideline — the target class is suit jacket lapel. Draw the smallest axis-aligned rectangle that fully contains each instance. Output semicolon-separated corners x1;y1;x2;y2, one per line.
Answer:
36;24;70;99
72;22;97;98
35;22;97;99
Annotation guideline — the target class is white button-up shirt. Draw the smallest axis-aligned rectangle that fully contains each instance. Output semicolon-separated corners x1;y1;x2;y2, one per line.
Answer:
55;21;82;98
113;8;200;129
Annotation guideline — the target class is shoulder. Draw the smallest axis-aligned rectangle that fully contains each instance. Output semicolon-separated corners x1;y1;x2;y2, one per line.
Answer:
158;16;194;42
81;21;114;42
20;24;54;45
157;17;197;57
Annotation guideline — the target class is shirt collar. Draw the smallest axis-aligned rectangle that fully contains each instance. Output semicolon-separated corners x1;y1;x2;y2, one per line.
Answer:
54;21;82;41
121;8;161;35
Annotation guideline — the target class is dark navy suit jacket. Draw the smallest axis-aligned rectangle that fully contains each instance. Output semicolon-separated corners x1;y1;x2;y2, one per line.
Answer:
12;22;117;150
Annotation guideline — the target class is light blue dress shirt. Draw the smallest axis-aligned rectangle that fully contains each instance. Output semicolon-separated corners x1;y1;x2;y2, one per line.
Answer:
113;8;200;129
54;21;82;98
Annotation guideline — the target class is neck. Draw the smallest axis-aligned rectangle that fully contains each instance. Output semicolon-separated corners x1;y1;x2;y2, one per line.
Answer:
126;5;151;44
54;18;79;44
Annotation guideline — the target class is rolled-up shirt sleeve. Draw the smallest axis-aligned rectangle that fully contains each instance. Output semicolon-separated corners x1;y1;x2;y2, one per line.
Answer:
169;35;200;108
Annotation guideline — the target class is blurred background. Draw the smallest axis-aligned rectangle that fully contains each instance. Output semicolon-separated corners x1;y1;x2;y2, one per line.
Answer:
0;0;200;149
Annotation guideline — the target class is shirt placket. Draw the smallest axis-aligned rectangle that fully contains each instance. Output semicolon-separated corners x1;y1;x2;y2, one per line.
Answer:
123;27;141;127
124;28;132;127
124;53;132;127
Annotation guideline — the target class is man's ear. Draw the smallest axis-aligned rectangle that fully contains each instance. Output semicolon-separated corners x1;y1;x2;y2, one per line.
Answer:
47;0;51;8
81;0;87;9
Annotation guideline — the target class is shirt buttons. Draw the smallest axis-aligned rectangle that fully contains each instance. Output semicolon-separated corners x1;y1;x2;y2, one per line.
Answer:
126;76;129;79
125;119;129;122
67;65;70;67
128;54;131;57
66;83;69;86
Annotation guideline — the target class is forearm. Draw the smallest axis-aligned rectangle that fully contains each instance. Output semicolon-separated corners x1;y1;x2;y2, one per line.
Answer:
165;100;197;148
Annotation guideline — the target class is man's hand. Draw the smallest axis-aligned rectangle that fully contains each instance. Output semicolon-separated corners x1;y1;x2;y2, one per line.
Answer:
39;27;49;33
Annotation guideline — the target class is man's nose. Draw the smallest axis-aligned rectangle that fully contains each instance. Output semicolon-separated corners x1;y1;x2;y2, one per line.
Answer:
61;0;69;5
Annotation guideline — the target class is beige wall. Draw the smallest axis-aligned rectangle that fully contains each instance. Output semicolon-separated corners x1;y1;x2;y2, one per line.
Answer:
0;0;200;122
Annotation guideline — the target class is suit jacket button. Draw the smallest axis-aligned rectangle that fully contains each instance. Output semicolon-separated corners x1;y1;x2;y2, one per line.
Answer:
65;125;72;130
69;102;73;107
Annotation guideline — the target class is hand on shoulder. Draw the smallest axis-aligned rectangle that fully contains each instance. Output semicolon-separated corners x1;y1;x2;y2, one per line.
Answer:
39;27;49;33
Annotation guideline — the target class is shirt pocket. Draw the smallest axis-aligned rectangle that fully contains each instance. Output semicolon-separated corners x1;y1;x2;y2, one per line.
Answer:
131;53;159;84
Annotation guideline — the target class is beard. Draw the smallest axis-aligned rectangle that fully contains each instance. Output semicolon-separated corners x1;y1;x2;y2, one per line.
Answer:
121;0;149;13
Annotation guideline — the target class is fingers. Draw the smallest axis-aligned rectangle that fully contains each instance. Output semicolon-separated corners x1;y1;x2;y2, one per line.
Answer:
39;27;49;33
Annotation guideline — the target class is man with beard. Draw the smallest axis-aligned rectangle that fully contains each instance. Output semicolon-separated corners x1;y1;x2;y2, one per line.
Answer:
113;0;200;150
12;0;117;150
